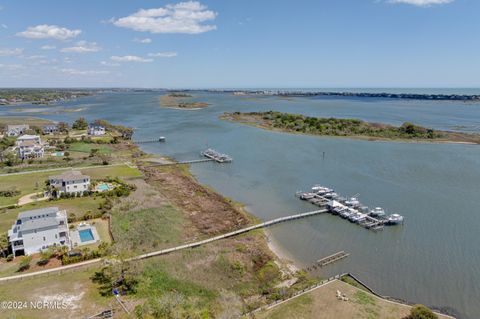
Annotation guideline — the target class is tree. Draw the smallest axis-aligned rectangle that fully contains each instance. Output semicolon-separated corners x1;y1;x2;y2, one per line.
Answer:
404;305;438;319
72;117;88;130
58;122;70;133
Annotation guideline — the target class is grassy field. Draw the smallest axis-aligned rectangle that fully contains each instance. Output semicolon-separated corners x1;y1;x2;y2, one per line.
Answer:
0;164;142;206
111;205;187;255
254;279;451;319
0;268;113;319
68;142;112;154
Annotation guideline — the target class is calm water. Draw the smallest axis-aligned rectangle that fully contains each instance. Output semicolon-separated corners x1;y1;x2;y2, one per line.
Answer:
2;91;480;318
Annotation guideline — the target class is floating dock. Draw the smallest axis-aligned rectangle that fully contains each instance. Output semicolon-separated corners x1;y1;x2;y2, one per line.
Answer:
296;184;404;231
201;148;233;163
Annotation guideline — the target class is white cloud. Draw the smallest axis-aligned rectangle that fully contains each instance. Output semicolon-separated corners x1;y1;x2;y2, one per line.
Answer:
0;48;23;56
61;41;101;53
22;55;46;60
17;25;81;40
101;61;121;67
1;24;7;29
388;0;454;6
134;38;152;44
110;55;153;63
148;51;177;58
0;64;24;70
41;45;56;50
113;1;217;34
60;68;109;75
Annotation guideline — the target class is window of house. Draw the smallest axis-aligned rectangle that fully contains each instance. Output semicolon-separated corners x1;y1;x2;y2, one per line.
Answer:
43;237;46;241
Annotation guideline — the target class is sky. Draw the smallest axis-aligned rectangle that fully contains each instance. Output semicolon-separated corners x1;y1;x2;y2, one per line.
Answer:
0;0;479;88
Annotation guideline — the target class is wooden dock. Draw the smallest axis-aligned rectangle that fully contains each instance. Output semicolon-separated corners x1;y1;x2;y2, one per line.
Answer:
317;251;349;267
146;158;214;167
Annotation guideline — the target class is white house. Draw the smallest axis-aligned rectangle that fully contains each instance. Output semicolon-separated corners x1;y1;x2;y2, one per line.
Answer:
49;170;91;197
43;124;59;135
5;124;29;137
88;124;105;136
16;134;44;160
8;207;70;257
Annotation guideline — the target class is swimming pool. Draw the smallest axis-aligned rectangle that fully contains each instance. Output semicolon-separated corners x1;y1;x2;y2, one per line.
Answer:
79;229;94;242
97;183;110;191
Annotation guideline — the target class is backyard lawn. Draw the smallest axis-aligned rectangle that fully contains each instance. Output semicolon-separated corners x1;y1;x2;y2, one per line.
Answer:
0;164;142;207
0;268;112;319
68;142;112;154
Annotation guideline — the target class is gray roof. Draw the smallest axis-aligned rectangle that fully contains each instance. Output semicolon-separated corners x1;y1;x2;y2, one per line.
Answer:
49;170;89;182
18;207;59;219
6;124;29;130
21;218;60;232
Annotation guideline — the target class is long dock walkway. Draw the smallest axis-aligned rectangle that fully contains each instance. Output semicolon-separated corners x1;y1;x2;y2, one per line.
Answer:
146;158;214;167
0;208;327;282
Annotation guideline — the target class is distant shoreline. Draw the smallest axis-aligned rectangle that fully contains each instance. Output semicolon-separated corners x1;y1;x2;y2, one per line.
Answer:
221;111;480;145
210;89;480;101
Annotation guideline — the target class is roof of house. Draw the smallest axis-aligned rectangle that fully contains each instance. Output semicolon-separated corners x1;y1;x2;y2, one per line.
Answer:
18;207;60;219
6;124;29;130
49;170;90;182
21;218;61;232
17;134;40;140
18;140;41;147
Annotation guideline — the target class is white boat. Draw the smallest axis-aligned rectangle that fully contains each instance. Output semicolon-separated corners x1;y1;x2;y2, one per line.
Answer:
349;213;367;224
370;207;386;217
387;214;404;225
344;197;360;207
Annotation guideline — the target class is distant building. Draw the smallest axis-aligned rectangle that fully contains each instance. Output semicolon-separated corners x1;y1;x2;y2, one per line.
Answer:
88;124;105;136
5;124;29;137
16;134;44;160
49;170;91;198
8;207;70;257
42;124;59;135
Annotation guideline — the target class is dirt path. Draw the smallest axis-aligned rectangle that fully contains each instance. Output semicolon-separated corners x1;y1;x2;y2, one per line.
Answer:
17;192;48;206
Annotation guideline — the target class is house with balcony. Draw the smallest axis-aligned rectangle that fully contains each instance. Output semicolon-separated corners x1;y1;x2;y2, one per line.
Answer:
42;124;59;135
16;134;44;160
87;124;106;136
8;207;70;257
5;124;29;137
49;170;91;198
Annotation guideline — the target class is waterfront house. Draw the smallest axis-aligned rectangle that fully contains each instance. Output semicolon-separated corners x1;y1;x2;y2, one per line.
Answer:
7;207;70;257
5;124;29;137
42;124;59;135
16;134;44;160
49;170;91;198
87;124;106;136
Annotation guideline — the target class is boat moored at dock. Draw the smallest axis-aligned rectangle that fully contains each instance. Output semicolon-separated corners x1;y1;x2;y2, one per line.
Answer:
201;148;233;163
296;184;405;231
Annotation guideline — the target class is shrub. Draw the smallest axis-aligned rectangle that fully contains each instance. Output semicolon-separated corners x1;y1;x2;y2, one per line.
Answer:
6;254;13;262
404;305;438;319
17;255;32;272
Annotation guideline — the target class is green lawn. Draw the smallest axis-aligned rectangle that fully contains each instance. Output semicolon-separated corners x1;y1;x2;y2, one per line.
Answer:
0;164;142;207
68;142;112;154
0;196;103;233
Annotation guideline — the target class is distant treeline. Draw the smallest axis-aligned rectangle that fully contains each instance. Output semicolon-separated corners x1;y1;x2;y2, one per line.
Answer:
226;111;444;140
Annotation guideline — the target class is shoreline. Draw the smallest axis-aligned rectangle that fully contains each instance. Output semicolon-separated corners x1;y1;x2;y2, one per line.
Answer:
264;229;301;273
221;114;480;146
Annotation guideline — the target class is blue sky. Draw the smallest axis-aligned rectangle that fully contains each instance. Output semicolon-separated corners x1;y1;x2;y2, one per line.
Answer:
0;0;478;88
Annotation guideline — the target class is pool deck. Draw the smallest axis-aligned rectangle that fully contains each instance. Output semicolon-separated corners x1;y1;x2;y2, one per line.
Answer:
70;224;100;247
